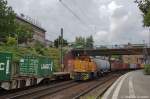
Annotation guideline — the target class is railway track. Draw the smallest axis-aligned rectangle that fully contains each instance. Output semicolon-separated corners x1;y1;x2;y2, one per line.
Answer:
0;72;124;99
73;76;118;99
0;80;75;99
39;73;121;99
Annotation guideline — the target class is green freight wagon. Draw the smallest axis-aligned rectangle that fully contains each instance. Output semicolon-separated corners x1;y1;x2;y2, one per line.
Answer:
0;52;14;90
0;53;54;90
19;55;53;77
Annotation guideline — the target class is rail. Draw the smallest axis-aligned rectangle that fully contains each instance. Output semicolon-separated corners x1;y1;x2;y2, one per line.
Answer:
0;80;74;99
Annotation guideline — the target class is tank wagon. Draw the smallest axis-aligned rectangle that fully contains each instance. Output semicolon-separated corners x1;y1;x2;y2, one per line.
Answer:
0;52;53;90
70;56;110;81
93;58;110;76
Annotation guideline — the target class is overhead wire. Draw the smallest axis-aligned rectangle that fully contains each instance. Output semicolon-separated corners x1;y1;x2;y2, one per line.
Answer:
59;0;90;31
72;0;92;25
71;0;108;35
71;0;96;35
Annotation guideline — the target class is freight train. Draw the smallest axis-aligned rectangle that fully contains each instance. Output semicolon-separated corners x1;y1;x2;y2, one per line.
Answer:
0;52;143;90
0;52;55;90
70;56;110;80
69;55;143;81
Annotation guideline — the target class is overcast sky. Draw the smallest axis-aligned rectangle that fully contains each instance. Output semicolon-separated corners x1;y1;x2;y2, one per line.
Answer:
7;0;149;45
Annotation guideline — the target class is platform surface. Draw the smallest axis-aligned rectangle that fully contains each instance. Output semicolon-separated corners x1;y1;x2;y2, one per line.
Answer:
103;70;150;99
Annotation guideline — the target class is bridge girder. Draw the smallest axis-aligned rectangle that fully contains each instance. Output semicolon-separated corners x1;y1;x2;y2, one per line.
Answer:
71;48;150;56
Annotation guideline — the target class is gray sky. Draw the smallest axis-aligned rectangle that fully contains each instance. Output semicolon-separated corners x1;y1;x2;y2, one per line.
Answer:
7;0;149;45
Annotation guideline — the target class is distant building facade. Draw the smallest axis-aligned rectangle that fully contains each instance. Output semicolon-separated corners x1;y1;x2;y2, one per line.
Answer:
16;14;46;44
122;43;145;64
122;55;143;64
45;39;54;47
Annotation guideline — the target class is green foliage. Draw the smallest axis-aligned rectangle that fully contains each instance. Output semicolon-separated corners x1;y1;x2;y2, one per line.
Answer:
136;0;150;27
144;64;150;74
54;36;68;48
0;45;68;72
33;41;45;55
86;35;94;49
6;36;17;46
0;0;33;44
0;0;16;41
34;40;45;48
15;23;33;44
144;10;150;26
136;0;150;14
0;46;33;62
74;35;94;49
74;36;86;49
112;55;121;59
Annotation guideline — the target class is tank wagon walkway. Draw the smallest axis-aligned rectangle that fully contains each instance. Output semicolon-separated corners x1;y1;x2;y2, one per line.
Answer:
102;70;150;99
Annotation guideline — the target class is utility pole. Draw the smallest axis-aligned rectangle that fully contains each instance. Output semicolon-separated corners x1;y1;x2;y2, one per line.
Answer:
60;28;64;72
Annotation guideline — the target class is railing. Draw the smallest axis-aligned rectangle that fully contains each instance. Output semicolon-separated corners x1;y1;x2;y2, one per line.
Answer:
94;43;148;49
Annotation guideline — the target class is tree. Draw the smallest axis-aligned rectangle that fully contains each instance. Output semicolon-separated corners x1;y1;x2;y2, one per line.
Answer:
0;0;16;41
54;36;68;48
74;36;86;49
136;0;150;27
74;36;94;49
0;0;33;44
86;35;94;49
15;23;33;44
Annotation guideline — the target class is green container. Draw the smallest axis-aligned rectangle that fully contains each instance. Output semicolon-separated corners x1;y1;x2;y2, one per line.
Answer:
38;57;53;77
0;52;12;81
20;56;38;76
19;55;53;77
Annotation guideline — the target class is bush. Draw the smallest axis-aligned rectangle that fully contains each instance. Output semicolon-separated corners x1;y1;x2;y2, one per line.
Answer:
144;64;150;75
0;45;68;72
6;36;17;46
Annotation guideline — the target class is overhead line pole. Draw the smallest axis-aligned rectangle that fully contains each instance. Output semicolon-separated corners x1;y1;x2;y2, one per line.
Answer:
60;28;64;72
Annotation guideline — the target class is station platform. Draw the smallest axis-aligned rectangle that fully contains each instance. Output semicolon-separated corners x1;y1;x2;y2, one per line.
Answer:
102;70;150;99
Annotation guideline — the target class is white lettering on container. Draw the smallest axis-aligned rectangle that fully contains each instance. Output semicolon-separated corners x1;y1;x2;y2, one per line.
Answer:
20;59;24;62
51;62;53;71
41;64;50;69
6;60;10;74
0;63;5;70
